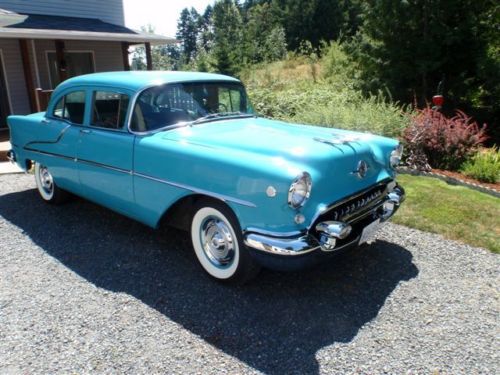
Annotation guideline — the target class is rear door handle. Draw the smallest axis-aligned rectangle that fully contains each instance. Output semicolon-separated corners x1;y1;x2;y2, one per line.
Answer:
80;129;92;135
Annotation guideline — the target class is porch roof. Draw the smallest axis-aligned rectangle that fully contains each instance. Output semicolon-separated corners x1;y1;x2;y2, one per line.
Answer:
0;10;175;45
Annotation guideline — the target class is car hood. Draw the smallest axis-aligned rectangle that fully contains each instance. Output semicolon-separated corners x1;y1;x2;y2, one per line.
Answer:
157;117;399;204
164;117;392;158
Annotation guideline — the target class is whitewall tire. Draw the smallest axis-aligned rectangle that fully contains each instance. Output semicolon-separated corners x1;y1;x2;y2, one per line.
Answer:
34;162;69;204
190;200;260;284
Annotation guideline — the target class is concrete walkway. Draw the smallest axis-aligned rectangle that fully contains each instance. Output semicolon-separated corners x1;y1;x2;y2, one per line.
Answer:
0;138;23;174
0;162;23;174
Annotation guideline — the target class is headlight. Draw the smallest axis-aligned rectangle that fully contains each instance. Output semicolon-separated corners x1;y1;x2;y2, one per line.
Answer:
288;172;312;209
390;144;404;168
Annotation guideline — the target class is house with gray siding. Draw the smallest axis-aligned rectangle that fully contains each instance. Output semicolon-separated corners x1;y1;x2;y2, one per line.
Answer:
0;0;174;129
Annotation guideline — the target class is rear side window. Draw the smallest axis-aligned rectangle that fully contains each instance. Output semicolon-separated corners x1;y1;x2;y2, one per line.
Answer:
92;91;130;130
52;91;85;124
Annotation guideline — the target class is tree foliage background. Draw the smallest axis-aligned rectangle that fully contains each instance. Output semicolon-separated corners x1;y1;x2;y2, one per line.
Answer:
134;0;499;139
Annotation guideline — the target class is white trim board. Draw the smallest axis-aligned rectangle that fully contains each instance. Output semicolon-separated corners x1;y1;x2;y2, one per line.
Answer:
0;28;176;45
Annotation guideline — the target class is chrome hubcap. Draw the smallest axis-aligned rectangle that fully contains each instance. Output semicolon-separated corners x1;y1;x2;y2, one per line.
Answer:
200;217;235;268
39;166;53;194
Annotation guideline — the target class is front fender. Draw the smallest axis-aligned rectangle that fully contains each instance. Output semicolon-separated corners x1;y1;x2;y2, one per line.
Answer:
133;134;308;232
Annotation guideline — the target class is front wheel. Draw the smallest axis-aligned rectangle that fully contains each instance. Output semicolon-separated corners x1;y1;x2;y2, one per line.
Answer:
190;200;260;284
34;162;70;204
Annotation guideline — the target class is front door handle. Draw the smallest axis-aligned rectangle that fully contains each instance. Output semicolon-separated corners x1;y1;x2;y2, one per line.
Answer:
80;129;92;135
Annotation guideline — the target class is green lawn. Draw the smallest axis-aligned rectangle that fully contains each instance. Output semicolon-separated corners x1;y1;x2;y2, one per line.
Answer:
392;174;500;253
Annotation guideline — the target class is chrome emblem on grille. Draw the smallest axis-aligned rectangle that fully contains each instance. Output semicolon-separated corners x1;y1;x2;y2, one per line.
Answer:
353;160;369;178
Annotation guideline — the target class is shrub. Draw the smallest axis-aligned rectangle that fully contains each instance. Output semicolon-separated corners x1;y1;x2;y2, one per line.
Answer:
247;81;410;138
461;147;500;183
403;108;488;171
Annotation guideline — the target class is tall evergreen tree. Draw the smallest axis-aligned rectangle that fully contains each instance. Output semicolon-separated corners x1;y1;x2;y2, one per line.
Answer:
244;3;282;63
176;8;200;64
349;0;492;108
212;0;244;75
198;5;214;53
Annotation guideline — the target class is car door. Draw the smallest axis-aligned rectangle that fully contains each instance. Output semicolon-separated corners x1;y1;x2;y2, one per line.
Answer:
27;89;86;194
77;88;135;215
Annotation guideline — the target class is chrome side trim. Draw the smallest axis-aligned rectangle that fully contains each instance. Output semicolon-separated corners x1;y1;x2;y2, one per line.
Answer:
24;147;74;161
134;172;257;208
23;147;256;208
78;158;132;175
24;124;71;148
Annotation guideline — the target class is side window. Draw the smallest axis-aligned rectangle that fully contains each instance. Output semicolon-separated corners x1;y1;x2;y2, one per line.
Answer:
53;96;65;119
92;91;130;130
51;90;85;124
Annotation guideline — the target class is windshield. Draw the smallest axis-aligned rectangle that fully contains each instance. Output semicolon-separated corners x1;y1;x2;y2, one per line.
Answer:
130;81;255;132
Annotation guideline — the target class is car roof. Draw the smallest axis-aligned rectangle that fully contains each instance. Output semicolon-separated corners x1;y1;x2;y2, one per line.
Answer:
56;71;241;92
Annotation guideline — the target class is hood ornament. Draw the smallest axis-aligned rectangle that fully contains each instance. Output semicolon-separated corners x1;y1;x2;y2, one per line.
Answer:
352;160;369;178
313;134;364;151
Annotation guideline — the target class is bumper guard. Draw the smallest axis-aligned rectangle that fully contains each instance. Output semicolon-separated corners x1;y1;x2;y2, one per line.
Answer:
243;184;405;256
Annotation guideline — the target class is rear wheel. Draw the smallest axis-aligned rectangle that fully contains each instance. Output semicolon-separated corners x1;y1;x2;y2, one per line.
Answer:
190;200;260;284
34;162;70;204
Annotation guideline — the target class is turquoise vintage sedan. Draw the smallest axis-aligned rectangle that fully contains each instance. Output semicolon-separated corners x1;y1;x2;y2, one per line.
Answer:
7;71;404;283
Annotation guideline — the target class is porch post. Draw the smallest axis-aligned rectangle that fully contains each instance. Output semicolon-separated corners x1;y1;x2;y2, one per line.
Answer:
19;39;38;112
145;42;153;70
121;42;130;71
54;40;67;83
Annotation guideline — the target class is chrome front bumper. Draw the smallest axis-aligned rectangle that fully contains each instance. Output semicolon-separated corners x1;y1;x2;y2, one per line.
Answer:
244;184;405;257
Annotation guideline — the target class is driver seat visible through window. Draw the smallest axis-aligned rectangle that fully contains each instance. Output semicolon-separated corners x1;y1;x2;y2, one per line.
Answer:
92;91;130;130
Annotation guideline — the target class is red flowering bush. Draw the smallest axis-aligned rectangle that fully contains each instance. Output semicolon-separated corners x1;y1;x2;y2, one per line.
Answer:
403;108;488;171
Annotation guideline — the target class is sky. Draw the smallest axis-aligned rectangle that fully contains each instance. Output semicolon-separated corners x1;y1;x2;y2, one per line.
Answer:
123;0;214;38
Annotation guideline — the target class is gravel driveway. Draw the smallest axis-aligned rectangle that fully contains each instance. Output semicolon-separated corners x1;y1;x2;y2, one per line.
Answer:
0;173;498;374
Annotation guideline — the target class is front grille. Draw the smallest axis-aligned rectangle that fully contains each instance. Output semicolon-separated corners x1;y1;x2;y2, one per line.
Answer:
313;181;390;227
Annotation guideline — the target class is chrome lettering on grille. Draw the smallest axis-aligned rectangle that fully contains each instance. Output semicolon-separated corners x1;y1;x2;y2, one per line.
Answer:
332;189;383;219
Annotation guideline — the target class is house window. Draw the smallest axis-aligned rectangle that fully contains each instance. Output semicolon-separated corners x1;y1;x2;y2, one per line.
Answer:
91;91;130;130
47;51;95;89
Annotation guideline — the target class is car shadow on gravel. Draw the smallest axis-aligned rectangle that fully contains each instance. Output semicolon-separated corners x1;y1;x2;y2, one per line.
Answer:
0;189;419;375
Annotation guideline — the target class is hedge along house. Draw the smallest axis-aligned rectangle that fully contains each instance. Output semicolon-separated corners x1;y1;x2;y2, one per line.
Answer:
0;0;175;132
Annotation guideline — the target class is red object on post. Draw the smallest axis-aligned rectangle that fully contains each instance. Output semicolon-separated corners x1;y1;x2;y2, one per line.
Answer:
432;95;444;107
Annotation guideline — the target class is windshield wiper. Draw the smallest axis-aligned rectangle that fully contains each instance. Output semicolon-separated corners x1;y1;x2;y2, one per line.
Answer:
190;112;253;125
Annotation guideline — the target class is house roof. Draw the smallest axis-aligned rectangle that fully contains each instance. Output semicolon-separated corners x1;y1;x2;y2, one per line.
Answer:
0;10;175;44
57;71;241;92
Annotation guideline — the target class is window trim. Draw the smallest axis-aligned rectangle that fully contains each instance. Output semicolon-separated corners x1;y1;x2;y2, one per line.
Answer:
45;50;96;89
90;90;131;132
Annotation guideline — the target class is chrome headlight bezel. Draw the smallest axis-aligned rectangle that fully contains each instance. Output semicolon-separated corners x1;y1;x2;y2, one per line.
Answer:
288;172;312;209
390;144;404;169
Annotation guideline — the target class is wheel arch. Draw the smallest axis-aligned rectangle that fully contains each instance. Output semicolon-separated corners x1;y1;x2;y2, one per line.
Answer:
157;193;239;231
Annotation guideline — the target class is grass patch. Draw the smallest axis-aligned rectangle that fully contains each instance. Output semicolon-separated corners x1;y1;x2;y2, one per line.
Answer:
393;174;500;253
